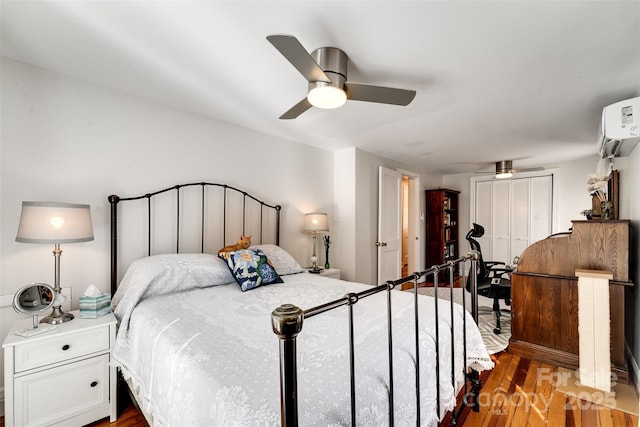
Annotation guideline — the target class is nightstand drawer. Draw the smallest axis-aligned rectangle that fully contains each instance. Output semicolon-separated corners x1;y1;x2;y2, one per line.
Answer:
14;354;110;427
14;327;110;373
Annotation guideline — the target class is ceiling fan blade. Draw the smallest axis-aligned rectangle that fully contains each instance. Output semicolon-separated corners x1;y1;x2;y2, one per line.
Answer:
279;97;313;120
345;82;416;106
473;166;545;174
267;35;332;83
513;167;545;173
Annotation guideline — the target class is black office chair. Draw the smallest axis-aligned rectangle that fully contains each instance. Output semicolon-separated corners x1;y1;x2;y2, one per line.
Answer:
465;223;512;334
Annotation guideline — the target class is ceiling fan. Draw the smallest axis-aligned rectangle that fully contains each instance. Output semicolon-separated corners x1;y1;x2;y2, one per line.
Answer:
475;160;544;179
266;34;417;119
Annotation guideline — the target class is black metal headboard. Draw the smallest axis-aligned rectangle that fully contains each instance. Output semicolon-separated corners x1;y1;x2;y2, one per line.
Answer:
109;182;281;295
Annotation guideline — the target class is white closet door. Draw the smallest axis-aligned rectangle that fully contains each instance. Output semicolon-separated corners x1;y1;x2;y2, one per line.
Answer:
510;179;531;262
530;175;553;242
492;180;511;263
474;180;493;259
471;174;553;266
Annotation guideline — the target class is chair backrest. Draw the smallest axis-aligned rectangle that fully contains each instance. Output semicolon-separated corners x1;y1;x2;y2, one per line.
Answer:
466;223;487;280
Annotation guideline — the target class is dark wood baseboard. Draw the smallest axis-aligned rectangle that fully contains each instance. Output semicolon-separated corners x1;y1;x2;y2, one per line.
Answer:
509;338;630;384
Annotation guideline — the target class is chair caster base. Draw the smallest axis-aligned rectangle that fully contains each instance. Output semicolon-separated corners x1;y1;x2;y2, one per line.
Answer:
493;327;501;335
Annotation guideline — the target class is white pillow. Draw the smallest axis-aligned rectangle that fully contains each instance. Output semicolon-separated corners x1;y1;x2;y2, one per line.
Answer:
112;253;234;309
250;244;304;275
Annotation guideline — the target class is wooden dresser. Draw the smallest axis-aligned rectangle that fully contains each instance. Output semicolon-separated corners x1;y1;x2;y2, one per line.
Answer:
509;220;633;383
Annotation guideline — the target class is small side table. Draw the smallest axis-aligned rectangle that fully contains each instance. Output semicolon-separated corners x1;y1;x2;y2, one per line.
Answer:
3;311;117;426
319;268;341;279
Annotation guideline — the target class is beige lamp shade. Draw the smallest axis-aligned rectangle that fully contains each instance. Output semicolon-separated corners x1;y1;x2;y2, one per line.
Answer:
16;202;94;243
303;213;329;233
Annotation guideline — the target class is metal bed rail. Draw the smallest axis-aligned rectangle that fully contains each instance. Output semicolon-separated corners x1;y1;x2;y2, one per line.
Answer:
272;253;482;427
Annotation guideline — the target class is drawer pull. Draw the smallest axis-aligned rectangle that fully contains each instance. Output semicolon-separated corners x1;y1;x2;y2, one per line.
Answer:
90;381;98;388
62;344;71;351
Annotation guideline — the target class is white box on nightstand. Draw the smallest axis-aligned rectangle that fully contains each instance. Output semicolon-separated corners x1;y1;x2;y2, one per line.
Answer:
319;268;341;279
2;311;117;427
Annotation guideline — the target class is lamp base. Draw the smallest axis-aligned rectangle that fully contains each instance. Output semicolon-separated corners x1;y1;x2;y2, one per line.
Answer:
308;267;323;274
40;307;74;324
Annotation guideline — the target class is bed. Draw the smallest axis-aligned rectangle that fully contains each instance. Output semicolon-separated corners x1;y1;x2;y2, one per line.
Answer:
109;182;493;426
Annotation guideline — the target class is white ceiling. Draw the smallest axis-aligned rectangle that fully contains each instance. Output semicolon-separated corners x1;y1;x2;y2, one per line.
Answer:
2;1;639;174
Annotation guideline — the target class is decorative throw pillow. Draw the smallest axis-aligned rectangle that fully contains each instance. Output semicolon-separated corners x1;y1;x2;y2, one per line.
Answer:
219;248;283;291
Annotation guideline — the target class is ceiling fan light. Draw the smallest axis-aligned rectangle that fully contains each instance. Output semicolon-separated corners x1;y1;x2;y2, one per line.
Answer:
495;172;513;179
307;85;347;109
495;160;513;178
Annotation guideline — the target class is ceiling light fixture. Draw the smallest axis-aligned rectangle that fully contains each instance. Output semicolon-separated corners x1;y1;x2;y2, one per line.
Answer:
495;160;513;179
307;82;347;109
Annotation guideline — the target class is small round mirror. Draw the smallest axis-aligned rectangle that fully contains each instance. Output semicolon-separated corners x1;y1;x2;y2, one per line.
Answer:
13;283;55;315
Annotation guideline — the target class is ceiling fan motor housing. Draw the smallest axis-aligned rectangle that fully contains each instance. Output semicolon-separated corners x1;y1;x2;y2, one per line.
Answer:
496;160;513;174
310;47;347;88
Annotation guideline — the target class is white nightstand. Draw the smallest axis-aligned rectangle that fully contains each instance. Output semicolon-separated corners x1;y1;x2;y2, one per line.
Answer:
319;268;341;279
3;311;117;427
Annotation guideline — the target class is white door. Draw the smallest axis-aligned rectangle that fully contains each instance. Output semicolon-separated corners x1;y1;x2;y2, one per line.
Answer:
510;179;531;261
377;166;402;285
474;180;493;257
492;180;511;262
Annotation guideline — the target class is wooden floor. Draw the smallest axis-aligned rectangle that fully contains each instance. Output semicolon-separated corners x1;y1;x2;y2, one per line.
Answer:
87;404;148;427
458;352;638;427
1;351;636;426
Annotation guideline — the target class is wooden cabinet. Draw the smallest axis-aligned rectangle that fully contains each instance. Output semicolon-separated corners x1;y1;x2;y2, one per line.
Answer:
3;311;117;426
425;189;460;278
509;220;633;383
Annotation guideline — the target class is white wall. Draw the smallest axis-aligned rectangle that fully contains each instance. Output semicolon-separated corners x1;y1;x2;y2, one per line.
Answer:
333;148;357;281
0;58;335;393
614;144;640;388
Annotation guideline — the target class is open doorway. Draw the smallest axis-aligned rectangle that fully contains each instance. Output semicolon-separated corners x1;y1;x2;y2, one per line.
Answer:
402;177;410;277
377;167;420;284
401;171;420;277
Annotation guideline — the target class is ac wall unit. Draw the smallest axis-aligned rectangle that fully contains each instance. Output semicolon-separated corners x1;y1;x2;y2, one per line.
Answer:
596;96;640;158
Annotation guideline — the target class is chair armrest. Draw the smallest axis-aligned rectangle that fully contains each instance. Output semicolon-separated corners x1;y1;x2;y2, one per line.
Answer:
488;267;513;275
485;261;507;270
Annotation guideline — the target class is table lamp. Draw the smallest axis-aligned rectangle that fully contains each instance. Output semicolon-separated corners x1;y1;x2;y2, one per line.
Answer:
303;213;329;273
16;201;94;324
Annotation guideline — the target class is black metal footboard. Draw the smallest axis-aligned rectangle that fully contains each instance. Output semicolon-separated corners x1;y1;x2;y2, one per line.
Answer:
271;253;482;427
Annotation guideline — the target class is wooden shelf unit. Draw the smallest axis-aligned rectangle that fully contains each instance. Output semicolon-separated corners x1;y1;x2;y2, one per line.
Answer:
425;189;460;280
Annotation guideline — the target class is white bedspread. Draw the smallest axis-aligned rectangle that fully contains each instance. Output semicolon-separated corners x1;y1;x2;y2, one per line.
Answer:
113;272;492;426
